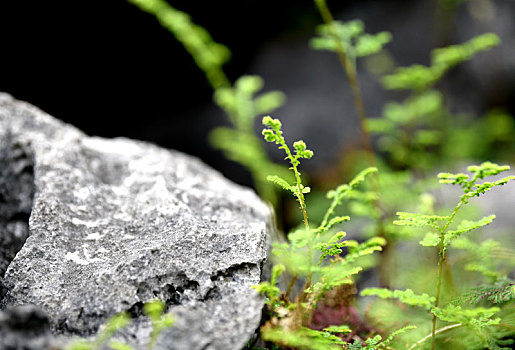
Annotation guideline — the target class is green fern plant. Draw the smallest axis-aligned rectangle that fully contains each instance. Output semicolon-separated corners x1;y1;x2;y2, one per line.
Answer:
311;0;392;160
252;116;418;350
350;32;503;290
368;33;500;169
362;162;515;350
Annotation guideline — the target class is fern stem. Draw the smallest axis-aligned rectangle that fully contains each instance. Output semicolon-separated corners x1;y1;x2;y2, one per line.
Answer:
285;274;298;301
432;200;464;349
409;323;462;350
313;0;375;164
432;244;445;350
282;143;310;231
313;0;393;289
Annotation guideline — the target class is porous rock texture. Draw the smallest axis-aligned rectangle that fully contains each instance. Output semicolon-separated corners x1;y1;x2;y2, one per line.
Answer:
0;92;271;349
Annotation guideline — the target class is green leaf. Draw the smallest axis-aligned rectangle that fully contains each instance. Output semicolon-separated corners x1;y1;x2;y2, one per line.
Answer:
361;288;435;310
266;175;293;193
432;33;500;69
235;75;263;94
261;326;346;350
452;279;515;305
320;265;363;290
143;300;166;321
254;91;286;115
143;300;175;349
65;340;94;350
438;172;469;185
355;31;392;57
349;167;379;187
310;19;390;65
319;167;377;232
453;238;503;279
366;118;395;133
323;325;352;334
108;341;135;350
445;215;496;246
431;305;500;329
381;33;499;91
462;177;515;201
271;264;286;286
382;64;443;91
419;232;440;247
103;312;131;336
316;231;348;262
302;186;312;194
468;162;510;179
325;216;350;231
394;212;448;229
262;115;282;129
381;325;417;347
287;228;313;248
464;262;502;279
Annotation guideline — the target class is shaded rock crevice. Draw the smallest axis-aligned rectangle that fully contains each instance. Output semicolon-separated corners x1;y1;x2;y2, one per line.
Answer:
0;130;36;306
0;304;67;349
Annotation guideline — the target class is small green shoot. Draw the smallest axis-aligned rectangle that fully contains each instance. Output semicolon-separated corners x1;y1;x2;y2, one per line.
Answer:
143;300;175;349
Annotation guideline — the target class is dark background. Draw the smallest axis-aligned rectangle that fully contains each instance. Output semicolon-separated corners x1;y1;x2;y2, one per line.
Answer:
0;0;341;185
2;0;514;187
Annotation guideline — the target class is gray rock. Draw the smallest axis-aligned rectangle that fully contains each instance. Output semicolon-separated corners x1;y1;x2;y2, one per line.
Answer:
0;92;272;349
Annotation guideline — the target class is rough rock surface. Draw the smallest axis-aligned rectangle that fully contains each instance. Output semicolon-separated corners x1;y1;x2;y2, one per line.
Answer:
0;92;271;349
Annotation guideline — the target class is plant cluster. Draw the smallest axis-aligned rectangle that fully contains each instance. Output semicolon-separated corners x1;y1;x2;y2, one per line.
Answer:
77;1;515;349
66;300;174;350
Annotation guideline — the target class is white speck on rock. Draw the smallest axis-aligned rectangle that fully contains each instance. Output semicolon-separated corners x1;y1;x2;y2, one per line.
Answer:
65;251;90;265
85;232;101;240
71;217;101;228
73;187;90;200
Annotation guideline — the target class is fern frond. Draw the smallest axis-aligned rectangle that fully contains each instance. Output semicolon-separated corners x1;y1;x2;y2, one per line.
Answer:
319;167;377;231
452;279;515;305
261;325;346;350
266;175;294;193
382;33;499;91
361;288;435;310
381;325;417;348
310;19;391;63
419;232;440;247
394;212;449;229
344;237;386;265
323;325;352;334
445;215;496;246
431;33;500;70
431;305;500;330
319;265;363;290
